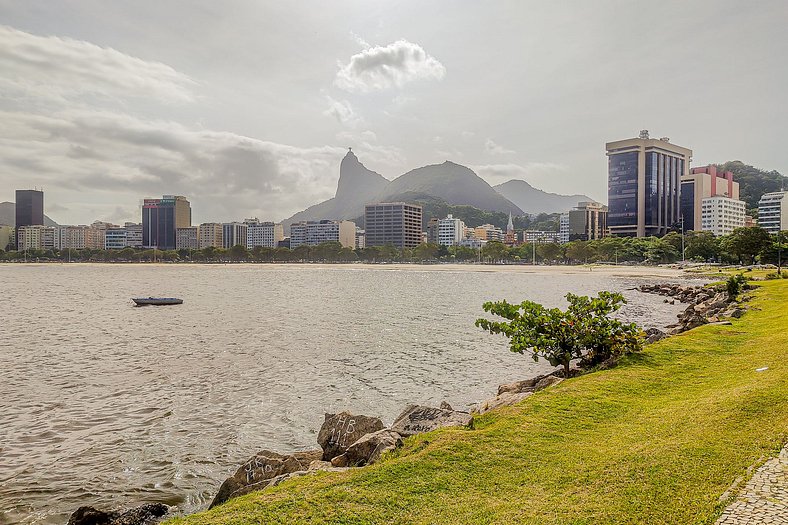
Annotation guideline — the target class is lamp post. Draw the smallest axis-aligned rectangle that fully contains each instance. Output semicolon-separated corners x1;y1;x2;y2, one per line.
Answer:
680;215;685;263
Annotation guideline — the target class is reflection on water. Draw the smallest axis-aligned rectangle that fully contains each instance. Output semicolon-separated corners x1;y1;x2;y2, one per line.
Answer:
0;264;693;524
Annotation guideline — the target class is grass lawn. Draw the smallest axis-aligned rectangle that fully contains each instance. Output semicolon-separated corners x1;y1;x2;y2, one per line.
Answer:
171;279;788;525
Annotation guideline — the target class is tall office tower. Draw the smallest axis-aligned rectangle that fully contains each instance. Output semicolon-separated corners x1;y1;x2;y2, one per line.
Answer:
680;165;742;232
364;202;423;248
607;131;692;237
15;189;44;246
141;195;191;249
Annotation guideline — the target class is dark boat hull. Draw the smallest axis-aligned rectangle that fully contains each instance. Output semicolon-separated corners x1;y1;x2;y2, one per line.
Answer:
132;298;183;306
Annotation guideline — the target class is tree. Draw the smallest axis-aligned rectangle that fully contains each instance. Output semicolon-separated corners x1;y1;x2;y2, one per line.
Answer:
644;238;679;264
685;231;719;262
536;242;562;264
476;292;643;377
565;241;594;264
229;244;249;262
412;242;439;261
720;227;771;265
482;241;508;263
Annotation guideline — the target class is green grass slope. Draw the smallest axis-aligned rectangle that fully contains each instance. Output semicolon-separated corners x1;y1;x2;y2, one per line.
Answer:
172;281;788;525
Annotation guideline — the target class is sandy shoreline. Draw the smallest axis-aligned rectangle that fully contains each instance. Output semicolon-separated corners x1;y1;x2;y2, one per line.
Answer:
3;261;690;278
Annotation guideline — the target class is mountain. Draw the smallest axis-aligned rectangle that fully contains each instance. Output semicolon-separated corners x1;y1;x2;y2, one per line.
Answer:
494;180;593;215
715;160;786;212
283;149;389;231
378;161;523;215
0;202;58;227
282;152;523;231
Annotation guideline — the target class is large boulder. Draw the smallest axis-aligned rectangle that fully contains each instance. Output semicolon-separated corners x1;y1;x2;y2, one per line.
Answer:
221;471;311;502
391;405;473;437
476;391;533;415
210;449;322;508
68;504;168;525
497;375;548;396
317;412;384;461
534;376;563;391
335;429;403;467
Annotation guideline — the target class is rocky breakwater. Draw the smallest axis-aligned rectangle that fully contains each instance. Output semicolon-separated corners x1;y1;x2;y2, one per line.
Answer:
209;405;474;508
638;283;750;341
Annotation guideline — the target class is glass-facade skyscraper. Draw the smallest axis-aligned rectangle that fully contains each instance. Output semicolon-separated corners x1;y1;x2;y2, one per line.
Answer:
607;132;692;237
142;195;191;249
15;189;45;247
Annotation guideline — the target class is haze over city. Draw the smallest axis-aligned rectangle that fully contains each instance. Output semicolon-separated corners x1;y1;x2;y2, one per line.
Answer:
1;0;786;225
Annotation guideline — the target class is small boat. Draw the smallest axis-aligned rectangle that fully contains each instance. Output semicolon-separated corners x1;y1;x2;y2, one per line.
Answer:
132;297;183;306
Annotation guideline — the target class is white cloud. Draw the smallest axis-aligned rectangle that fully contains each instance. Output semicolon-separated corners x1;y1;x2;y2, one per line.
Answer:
484;138;516;155
0;25;195;103
323;96;362;127
0;109;347;223
335;39;446;93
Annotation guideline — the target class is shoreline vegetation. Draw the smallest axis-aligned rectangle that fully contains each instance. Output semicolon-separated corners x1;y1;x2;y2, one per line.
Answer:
67;271;787;525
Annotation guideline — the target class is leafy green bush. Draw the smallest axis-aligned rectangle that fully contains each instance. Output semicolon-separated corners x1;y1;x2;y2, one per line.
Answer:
726;274;748;301
476;292;643;377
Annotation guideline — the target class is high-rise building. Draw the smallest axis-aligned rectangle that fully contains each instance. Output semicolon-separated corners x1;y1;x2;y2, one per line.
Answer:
680;165;742;232
364;203;423;248
470;224;504;242
426;218;440;244
523;230;562;244
105;227;128;249
701;197;746;236
16;225;54;251
607;131;691;237
559;213;570;244
142;195;191;249
15;189;44;247
289;220;356;249
245;219;284;249
198;223;223;249
124;223;143;248
567;201;608;241
53;225;106;250
355;228;366;249
437;215;465;246
758;192;788;234
222;222;248;249
176;227;199;249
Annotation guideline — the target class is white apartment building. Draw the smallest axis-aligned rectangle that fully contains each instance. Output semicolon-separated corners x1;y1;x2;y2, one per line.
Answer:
290;220;356;249
355;228;366;249
524;230;563;244
758;192;788;234
437;214;466;246
176;227;199;249
700;197;746;236
105;228;128;249
17;225;54;251
559;213;570;244
53;225;105;250
245;219;284;249
124;223;143;248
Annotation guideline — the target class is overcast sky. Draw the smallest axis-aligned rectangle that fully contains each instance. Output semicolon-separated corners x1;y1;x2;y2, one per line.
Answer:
1;0;786;224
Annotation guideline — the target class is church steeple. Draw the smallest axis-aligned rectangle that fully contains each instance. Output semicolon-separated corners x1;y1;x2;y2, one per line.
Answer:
507;211;514;233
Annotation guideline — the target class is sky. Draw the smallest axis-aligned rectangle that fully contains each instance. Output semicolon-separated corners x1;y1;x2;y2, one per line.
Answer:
0;0;786;225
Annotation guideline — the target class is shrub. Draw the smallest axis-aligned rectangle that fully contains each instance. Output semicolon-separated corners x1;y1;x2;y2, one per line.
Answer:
726;274;748;301
476;292;644;377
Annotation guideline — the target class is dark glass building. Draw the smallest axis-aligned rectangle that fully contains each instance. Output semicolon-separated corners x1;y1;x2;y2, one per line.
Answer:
364;202;423;248
15;189;44;246
606;132;692;237
142;195;191;249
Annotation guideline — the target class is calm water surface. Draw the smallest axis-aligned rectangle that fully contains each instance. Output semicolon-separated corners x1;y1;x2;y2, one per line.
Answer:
0;264;695;524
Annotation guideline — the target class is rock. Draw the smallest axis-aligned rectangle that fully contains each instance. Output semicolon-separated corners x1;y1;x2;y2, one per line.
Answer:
342;429;403;466
439;401;453;411
330;454;348;467
534;376;563;391
707;316;720;323
68;504;168;525
475;391;533;415
210;449;322;508
225;471;310;502
709;321;733;326
68;507;118;525
308;460;351;473
317;411;384;461
391;405;473;437
497;375;548;396
645;327;668;344
729;308;746;318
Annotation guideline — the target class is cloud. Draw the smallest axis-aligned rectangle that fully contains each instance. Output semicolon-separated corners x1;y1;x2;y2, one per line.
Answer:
0;109;348;223
335;39;446;93
323;96;362;127
0;25;195;103
484;138;516;155
472;162;569;187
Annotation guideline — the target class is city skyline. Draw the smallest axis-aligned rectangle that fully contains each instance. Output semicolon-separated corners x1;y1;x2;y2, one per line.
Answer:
1;1;786;225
